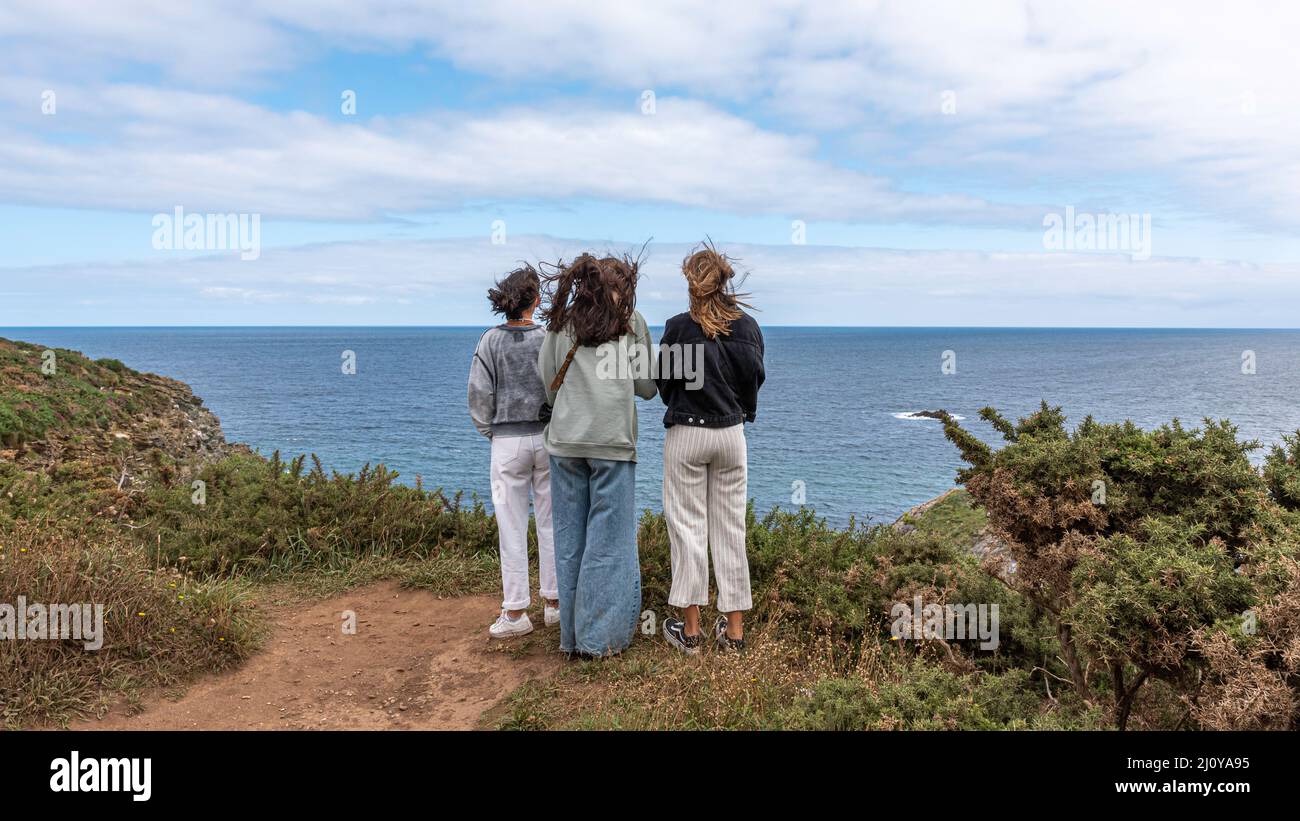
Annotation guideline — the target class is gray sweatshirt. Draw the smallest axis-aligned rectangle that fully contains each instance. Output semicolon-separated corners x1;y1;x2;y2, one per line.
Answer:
468;323;549;438
538;310;658;462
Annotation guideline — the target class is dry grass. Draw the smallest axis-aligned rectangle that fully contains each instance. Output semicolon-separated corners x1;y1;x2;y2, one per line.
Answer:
0;522;262;728
492;617;900;731
492;625;819;730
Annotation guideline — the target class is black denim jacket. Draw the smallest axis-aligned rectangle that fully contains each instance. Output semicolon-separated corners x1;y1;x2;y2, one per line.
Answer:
655;311;765;428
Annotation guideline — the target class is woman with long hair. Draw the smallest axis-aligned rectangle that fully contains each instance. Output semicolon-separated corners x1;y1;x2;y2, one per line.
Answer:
657;244;765;653
538;252;657;657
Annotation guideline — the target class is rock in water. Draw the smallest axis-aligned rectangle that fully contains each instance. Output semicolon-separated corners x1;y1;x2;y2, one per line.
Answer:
913;409;948;420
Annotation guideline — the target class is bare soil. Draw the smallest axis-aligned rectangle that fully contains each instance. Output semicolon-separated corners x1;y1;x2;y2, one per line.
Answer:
74;581;561;730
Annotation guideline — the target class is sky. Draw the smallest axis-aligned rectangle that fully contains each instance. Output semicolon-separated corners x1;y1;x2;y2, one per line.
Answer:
2;0;1299;327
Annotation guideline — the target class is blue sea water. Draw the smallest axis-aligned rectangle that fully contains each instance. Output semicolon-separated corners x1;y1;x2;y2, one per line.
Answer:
5;326;1300;527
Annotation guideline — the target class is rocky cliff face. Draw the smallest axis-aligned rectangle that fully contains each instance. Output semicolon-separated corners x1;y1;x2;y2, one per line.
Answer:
0;337;244;485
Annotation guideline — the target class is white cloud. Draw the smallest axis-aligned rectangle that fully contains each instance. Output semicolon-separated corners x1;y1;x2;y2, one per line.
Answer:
3;1;1299;235
0;0;299;85
0;87;1019;223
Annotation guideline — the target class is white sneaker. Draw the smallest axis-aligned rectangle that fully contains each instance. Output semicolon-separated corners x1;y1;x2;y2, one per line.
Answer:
489;611;534;639
543;603;560;627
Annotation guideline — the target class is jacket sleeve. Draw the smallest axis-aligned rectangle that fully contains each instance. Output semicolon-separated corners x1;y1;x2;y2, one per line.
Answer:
467;337;496;438
738;323;765;422
632;312;658;400
654;317;678;404
538;330;560;406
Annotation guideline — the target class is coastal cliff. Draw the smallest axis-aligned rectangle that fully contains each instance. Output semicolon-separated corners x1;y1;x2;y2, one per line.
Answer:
0;336;241;485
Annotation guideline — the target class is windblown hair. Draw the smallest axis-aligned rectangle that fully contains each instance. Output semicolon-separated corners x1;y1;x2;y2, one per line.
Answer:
540;253;639;346
682;243;751;338
487;265;541;320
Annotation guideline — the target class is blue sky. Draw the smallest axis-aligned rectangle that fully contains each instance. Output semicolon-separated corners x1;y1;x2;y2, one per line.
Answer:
2;1;1299;326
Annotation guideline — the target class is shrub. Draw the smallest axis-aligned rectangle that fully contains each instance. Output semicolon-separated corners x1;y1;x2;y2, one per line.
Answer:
137;452;499;575
638;501;1041;670
1263;431;1300;511
943;403;1299;728
1190;557;1300;730
780;662;1094;730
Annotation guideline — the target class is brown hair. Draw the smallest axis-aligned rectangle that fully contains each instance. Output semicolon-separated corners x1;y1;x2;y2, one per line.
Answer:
541;253;639;346
682;243;751;338
487;265;540;320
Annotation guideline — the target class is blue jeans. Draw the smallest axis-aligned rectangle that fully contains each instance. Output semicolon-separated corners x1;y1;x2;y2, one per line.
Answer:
548;455;641;656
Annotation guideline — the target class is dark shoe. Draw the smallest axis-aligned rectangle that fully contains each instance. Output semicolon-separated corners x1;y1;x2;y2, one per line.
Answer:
564;647;622;661
663;618;701;655
714;614;745;652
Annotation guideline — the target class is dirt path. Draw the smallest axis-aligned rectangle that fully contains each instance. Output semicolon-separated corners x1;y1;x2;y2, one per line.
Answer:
75;581;561;730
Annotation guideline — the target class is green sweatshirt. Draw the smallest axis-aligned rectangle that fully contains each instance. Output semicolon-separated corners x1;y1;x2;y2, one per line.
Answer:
538;310;658;462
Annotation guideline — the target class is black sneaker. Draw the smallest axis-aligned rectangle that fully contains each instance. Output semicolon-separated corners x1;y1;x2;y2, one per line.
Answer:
714;614;746;652
663;618;702;655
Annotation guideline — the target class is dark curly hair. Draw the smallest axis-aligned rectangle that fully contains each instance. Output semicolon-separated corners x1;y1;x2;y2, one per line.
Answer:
487;265;541;320
540;253;639;346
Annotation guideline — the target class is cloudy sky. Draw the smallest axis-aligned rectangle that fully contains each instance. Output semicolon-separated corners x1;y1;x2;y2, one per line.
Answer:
2;0;1299;326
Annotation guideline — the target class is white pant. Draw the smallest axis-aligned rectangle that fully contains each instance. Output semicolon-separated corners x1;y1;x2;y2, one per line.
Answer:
490;433;557;611
664;423;752;612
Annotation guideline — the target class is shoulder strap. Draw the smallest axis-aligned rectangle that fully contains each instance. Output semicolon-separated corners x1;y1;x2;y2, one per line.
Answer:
549;340;580;391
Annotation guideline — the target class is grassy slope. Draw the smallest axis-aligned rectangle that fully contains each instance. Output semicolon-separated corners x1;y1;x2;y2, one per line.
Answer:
0;337;221;453
0;339;124;445
1;339;262;726
904;488;988;546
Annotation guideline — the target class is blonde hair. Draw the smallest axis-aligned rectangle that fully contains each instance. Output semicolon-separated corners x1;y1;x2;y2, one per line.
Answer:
682;244;751;339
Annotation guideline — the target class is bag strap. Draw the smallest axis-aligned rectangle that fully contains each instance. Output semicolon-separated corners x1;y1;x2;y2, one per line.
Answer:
549;340;580;392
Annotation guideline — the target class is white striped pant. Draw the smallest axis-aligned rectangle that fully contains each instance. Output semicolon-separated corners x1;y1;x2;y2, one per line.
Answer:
663;423;752;612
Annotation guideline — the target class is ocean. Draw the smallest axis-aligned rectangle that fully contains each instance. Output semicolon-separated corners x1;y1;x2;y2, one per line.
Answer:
6;326;1300;527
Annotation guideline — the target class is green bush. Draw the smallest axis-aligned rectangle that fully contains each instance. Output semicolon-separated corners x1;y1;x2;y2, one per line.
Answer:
1069;517;1252;677
637;500;1045;673
1263;430;1300;511
943;403;1300;728
138;452;499;575
781;663;1095;730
